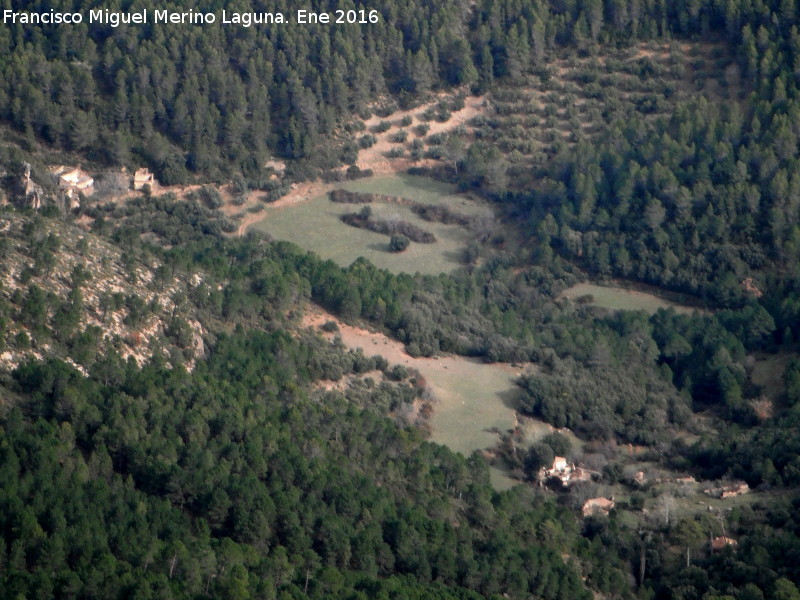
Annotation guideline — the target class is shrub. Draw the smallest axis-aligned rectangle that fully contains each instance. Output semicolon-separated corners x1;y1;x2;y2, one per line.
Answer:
320;320;340;332
389;234;410;252
371;121;392;134
15;331;30;349
358;134;377;149
346;165;373;180
420;107;436;121
410;139;424;160
389;130;408;143
345;120;366;133
424;146;444;160
541;432;572;457
329;189;373;203
189;186;223;209
340;211;435;243
322;170;345;183
375;103;398;117
435;108;451;122
388;364;409;380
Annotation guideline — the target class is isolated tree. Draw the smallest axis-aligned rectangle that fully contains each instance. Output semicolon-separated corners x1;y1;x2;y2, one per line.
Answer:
444;135;466;173
524;444;555;478
389;234;410;253
672;519;705;567
656;494;676;527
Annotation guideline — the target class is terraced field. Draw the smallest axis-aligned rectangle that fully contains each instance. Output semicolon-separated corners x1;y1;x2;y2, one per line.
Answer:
472;40;746;186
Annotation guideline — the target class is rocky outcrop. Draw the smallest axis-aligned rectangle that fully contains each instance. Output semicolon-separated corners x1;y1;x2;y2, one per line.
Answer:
19;162;43;210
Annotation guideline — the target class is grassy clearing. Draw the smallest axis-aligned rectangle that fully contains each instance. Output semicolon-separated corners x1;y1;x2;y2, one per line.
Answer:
424;361;523;454
490;468;521;492
517;417;584;452
560;283;704;315
398;356;530;491
650;483;788;524
332;318;526;455
254;175;484;275
303;305;541;490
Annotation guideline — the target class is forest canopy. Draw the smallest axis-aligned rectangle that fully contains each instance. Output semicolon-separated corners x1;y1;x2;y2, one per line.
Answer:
3;1;800;600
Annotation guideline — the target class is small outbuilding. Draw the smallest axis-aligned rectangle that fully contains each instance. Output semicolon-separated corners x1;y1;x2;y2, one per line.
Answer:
582;497;615;517
711;536;738;552
133;168;157;191
50;165;94;197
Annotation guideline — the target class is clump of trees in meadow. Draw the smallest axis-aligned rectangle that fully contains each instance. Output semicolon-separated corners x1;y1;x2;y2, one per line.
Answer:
340;206;436;243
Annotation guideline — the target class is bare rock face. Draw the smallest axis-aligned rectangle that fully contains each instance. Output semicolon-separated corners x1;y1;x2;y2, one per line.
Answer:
18;162;43;210
189;319;207;359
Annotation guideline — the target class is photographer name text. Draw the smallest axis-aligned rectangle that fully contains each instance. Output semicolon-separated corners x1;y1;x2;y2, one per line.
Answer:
2;8;381;28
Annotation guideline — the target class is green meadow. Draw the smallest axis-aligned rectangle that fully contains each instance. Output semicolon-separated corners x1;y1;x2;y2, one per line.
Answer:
254;175;485;275
560;282;704;315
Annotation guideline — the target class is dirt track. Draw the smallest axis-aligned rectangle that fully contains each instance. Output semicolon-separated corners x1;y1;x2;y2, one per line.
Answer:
237;94;486;236
85;93;486;238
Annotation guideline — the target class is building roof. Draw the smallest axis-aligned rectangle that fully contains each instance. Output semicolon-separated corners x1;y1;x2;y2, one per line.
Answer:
133;168;156;190
582;497;615;516
49;166;93;194
711;536;738;551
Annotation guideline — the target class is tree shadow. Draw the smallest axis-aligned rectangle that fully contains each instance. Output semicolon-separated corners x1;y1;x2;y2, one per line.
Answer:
366;242;392;253
395;172;454;195
441;249;464;264
498;386;524;412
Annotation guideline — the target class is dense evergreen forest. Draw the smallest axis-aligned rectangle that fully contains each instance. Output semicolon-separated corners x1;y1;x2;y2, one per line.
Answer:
483;0;800;306
0;0;783;183
3;0;800;599
2;203;800;600
0;336;599;599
